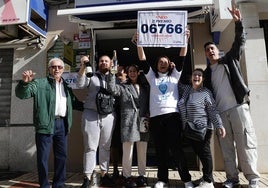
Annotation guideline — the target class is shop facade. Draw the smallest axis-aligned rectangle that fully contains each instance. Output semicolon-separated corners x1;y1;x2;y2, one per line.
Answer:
0;0;268;173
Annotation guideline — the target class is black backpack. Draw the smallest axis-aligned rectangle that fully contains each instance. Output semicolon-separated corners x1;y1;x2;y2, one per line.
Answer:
95;73;114;115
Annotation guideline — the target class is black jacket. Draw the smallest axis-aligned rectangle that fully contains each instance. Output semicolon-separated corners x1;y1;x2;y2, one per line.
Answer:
204;21;250;104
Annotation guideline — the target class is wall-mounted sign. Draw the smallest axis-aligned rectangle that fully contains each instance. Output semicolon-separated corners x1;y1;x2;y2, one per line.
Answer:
73;31;91;49
210;0;232;32
0;0;27;25
137;10;187;47
0;0;47;37
64;44;90;71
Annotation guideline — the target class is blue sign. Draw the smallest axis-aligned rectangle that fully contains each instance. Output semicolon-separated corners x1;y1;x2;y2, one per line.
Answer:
27;0;48;37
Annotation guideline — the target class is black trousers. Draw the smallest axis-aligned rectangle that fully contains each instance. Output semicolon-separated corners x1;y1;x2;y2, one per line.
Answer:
188;129;213;183
150;112;191;183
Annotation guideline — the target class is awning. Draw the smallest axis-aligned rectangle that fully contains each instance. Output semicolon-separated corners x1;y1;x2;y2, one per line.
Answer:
0;37;43;49
0;31;60;49
57;0;212;24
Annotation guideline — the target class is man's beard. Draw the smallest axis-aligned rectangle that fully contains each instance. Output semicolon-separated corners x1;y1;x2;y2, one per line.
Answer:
99;67;109;73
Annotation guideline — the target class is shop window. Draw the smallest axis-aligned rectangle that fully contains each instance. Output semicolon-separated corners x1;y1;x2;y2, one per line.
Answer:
0;49;13;126
260;20;268;63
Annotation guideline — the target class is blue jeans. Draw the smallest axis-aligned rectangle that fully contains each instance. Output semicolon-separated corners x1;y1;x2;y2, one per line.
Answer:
36;118;67;188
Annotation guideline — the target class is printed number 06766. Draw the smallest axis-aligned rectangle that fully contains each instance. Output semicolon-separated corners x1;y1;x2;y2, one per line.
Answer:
140;24;183;34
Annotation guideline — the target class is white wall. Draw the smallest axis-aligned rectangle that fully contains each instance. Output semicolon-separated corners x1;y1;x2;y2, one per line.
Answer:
244;28;268;172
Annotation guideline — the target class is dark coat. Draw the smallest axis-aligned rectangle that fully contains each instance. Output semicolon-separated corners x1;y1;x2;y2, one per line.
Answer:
204;21;249;104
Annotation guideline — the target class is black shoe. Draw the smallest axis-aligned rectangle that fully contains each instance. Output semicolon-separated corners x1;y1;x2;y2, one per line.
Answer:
112;169;120;179
124;177;137;188
100;173;116;187
136;176;147;187
113;174;125;186
81;176;91;188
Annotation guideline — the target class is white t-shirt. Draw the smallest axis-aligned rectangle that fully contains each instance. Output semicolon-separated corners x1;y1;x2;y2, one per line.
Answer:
145;67;181;117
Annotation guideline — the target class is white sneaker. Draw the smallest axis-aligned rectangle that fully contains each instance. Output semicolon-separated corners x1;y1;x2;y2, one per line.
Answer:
154;181;167;188
223;179;240;188
184;181;194;188
249;179;259;188
196;181;214;188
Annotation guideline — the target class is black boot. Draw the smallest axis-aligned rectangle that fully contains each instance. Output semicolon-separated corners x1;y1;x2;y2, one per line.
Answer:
81;176;91;188
100;173;116;187
136;176;148;187
124;177;137;188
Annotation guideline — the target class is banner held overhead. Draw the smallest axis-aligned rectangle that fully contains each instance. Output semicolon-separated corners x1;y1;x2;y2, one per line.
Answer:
137;10;188;47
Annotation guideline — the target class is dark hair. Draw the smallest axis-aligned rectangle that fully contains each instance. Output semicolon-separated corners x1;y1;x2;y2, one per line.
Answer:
126;64;139;73
193;68;205;79
203;42;216;49
126;64;149;85
193;68;204;72
153;55;172;78
98;54;111;61
126;64;139;84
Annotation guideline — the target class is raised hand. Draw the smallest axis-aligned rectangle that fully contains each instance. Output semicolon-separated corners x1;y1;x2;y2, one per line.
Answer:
22;70;36;83
131;32;138;46
228;0;242;22
185;28;190;42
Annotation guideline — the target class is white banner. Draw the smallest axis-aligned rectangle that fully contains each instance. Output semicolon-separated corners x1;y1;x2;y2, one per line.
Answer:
137;10;188;47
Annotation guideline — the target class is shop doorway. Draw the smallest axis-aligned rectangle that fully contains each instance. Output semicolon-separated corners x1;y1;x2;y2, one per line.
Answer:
95;29;198;170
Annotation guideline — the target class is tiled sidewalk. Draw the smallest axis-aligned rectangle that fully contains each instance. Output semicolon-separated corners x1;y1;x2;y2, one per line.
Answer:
0;167;268;188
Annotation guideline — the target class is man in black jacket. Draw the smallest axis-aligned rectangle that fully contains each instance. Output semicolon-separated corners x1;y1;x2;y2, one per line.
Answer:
203;4;260;188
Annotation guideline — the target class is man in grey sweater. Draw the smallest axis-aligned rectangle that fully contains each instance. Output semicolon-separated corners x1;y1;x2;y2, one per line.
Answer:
203;4;260;188
77;55;116;188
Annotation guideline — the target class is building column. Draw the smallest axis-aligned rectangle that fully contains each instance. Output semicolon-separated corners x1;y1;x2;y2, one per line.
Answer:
239;2;268;173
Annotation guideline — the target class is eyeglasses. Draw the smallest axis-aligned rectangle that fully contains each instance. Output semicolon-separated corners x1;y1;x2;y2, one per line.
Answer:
50;65;64;70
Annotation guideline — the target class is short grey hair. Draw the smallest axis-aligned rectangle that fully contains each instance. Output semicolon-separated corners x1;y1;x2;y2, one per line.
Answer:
48;57;65;68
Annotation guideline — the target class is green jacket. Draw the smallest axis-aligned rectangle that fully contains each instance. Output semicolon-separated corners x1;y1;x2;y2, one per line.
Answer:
15;76;83;134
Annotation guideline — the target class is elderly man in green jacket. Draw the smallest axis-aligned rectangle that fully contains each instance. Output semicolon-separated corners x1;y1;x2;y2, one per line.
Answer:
15;57;83;188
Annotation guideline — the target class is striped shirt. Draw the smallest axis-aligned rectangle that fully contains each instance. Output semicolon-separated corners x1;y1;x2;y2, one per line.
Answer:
177;83;223;130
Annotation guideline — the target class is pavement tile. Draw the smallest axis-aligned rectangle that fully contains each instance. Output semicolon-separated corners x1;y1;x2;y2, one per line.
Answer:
0;167;267;188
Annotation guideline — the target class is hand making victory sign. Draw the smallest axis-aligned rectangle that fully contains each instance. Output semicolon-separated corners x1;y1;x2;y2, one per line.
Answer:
228;0;242;22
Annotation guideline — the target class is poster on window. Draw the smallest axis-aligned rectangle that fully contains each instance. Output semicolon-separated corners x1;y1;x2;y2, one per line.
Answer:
62;72;78;89
137;10;188;47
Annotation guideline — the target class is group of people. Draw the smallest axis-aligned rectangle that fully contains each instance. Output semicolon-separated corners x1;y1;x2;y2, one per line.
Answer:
15;4;260;188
